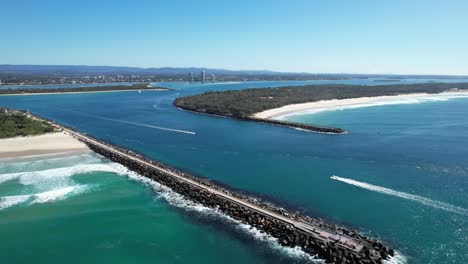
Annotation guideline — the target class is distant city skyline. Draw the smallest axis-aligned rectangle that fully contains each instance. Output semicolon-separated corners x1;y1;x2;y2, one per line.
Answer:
1;0;468;75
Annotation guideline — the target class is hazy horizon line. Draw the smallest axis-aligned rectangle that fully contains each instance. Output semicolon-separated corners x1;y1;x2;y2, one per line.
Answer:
1;64;467;77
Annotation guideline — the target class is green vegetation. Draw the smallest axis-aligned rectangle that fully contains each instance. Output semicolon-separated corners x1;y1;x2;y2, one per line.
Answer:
0;83;168;95
0;109;55;138
174;83;468;117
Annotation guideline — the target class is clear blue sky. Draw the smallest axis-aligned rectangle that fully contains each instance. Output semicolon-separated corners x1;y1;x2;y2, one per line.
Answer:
2;0;467;75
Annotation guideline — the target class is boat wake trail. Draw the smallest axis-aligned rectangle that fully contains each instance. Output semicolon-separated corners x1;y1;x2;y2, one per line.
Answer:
330;175;468;216
69;110;196;135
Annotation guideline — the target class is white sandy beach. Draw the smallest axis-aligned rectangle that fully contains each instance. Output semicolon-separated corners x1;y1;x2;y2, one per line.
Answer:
0;132;90;159
253;91;468;119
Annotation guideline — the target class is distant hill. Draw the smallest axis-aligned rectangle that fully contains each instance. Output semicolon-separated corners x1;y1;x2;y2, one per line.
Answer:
0;65;279;75
1;65;467;79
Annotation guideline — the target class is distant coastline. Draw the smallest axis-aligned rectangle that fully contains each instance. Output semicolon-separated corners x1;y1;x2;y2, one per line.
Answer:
0;83;170;96
174;83;468;133
373;79;401;82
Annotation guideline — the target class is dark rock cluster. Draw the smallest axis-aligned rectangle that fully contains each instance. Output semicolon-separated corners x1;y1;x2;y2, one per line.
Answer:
244;116;346;134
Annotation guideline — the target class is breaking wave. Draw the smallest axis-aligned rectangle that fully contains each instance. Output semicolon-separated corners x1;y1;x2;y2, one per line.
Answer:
0;185;88;210
0;159;120;210
331;175;468;216
0;153;99;174
0;194;30;210
0;163;121;186
383;253;408;264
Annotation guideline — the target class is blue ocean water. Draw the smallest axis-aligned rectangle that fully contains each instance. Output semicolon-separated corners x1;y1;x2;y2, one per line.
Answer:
1;79;468;263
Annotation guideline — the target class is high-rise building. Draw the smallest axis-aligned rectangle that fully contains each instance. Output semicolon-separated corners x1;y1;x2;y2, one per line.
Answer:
188;72;194;83
210;74;216;82
201;70;206;83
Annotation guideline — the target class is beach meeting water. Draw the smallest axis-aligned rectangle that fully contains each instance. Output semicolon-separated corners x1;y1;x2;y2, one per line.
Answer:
2;1;468;263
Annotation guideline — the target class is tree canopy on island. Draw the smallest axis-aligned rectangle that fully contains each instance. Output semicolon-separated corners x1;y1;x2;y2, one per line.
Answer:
174;83;468;117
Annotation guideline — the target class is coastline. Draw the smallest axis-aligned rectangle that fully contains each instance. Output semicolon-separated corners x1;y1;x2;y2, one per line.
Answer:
0;132;90;159
254;91;468;119
0;88;168;96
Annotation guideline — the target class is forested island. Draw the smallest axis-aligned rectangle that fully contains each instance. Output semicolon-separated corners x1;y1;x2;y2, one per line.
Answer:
0;108;55;138
174;83;468;133
0;83;169;95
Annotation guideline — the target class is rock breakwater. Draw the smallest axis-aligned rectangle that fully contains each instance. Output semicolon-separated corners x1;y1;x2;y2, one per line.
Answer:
82;137;392;264
175;105;346;134
22;109;393;264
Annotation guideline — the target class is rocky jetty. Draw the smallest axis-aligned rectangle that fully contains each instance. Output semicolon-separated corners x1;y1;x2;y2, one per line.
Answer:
24;110;393;264
82;138;392;264
176;106;346;134
244;116;346;134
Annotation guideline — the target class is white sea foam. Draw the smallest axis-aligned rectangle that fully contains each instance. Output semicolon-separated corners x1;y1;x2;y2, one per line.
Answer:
0;163;121;186
0;194;31;209
0;185;88;210
108;163;322;263
31;185;86;204
383;252;408;264
331;175;468;216
0;162;117;210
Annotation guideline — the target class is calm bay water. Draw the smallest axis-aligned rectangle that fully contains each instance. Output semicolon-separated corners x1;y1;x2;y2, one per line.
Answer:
1;79;468;263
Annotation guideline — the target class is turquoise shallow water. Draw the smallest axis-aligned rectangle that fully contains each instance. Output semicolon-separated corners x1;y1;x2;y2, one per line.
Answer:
0;154;306;263
1;79;468;263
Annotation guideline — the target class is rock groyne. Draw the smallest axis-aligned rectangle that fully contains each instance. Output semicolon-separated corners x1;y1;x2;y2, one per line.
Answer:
21;109;393;264
80;134;391;264
244;116;346;134
175;105;346;134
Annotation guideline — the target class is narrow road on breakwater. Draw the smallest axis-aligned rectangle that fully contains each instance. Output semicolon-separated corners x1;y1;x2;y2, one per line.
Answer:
63;128;363;252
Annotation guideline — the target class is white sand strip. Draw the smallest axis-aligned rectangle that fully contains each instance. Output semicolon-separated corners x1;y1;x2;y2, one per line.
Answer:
0;132;90;159
253;91;468;119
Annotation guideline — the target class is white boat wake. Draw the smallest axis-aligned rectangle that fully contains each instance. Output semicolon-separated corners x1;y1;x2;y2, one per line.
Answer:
69;110;196;135
330;175;468;216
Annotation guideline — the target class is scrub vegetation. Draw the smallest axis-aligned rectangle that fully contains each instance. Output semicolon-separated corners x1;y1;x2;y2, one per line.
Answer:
174;83;468;117
0;109;55;138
